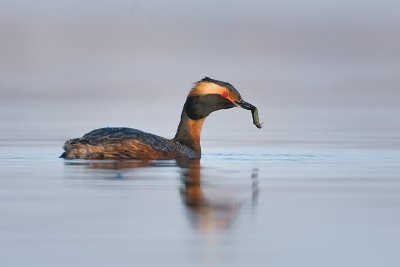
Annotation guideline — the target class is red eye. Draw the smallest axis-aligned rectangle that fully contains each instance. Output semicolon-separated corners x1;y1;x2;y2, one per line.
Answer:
222;92;229;98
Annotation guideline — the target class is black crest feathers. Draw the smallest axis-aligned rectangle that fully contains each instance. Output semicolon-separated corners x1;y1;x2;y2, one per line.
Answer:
198;77;237;92
201;76;212;82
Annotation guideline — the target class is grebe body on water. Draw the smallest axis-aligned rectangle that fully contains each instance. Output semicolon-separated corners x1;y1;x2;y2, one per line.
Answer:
61;77;262;160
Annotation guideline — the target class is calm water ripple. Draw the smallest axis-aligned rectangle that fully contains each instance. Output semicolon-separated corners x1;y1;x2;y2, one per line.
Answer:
0;144;400;267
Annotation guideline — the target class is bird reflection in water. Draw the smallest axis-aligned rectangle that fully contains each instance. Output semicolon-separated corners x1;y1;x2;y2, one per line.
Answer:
178;160;259;231
64;159;259;231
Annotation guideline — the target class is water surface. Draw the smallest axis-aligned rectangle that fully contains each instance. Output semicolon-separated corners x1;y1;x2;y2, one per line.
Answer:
1;142;399;267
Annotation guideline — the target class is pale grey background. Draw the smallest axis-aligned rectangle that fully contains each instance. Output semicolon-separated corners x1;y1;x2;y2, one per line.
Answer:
0;0;399;148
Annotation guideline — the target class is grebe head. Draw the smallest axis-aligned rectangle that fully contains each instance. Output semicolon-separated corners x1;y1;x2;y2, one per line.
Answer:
185;77;262;128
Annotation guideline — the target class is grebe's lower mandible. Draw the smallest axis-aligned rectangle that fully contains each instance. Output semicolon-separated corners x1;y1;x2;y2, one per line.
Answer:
60;77;262;160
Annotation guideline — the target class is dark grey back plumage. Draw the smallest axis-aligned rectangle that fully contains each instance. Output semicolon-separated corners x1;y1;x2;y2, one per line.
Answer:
62;127;197;159
80;127;169;150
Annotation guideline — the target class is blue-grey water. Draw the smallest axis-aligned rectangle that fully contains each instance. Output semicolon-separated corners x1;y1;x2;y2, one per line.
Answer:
1;142;400;267
1;0;400;266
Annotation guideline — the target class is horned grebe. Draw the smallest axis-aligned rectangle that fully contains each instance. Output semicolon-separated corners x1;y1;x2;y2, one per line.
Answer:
60;77;261;160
